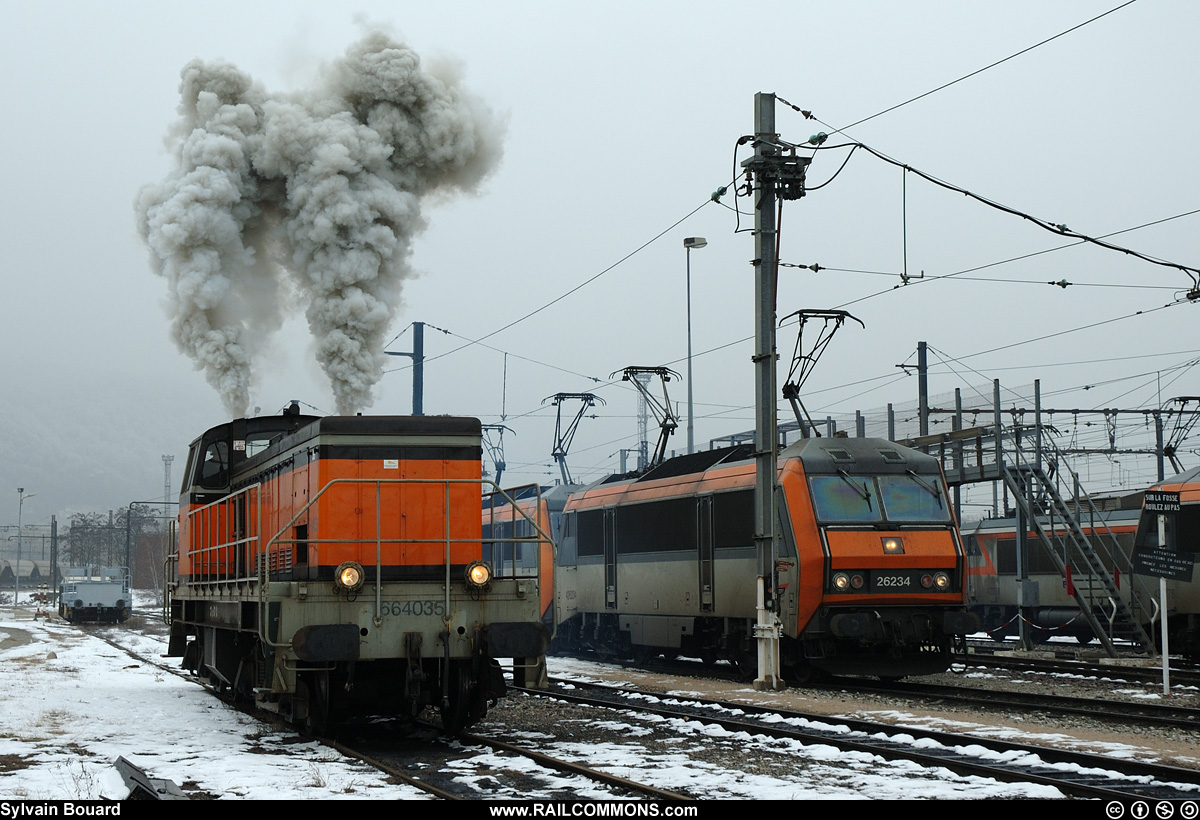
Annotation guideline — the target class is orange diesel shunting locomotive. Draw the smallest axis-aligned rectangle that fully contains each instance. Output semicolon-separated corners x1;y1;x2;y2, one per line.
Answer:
553;436;977;680
167;404;550;732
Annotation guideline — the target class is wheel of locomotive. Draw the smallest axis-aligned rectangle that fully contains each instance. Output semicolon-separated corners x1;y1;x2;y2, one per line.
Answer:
302;672;330;735
786;659;819;686
1029;628;1052;645
289;675;329;735
470;661;496;724
630;645;653;666
181;635;202;675
733;651;757;681
440;662;472;734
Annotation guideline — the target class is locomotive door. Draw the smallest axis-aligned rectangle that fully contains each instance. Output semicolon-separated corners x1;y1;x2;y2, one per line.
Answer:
698;496;714;612
604;508;617;609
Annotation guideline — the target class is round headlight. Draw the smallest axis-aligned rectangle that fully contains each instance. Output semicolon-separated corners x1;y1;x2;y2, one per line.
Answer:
466;561;492;588
335;561;365;592
934;572;951;590
832;572;850;592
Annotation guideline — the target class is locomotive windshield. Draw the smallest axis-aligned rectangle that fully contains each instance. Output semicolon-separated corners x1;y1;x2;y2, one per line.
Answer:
810;472;951;524
810;473;881;522
877;473;949;522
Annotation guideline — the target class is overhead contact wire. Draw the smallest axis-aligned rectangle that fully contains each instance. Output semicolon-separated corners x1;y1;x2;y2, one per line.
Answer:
422;199;713;367
784;0;1141;137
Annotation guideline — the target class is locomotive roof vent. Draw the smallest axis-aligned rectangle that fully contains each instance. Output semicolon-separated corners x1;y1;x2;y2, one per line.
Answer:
877;449;906;463
826;448;854;463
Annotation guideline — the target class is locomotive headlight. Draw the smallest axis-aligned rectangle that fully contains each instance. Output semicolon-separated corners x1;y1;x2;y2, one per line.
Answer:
466;560;492;589
334;561;365;593
933;571;951;591
832;572;851;591
881;537;905;555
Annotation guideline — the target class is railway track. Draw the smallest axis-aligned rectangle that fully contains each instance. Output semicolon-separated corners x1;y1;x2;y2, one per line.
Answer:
515;678;1200;801
574;644;1200;712
327;720;695;801
608;648;1200;732
957;649;1200;688
826;677;1200;732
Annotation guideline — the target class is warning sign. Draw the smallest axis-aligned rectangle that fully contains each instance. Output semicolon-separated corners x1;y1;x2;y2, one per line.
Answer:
1133;491;1193;580
1143;490;1181;514
1132;546;1194;581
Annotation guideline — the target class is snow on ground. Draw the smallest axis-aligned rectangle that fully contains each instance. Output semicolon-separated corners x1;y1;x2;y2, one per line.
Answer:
0;604;1139;801
0;613;429;800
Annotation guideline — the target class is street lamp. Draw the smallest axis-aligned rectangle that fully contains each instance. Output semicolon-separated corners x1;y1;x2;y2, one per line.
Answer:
683;237;707;454
16;488;35;611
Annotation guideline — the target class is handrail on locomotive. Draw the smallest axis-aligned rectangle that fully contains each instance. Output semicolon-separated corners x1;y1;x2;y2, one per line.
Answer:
167;478;555;654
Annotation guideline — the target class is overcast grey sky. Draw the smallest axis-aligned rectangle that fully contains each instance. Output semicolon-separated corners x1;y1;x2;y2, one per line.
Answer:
2;0;1198;529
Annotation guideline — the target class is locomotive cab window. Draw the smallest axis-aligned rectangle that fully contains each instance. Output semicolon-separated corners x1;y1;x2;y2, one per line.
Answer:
244;433;278;459
713;490;755;549
809;474;882;522
877;473;950;522
198;440;229;490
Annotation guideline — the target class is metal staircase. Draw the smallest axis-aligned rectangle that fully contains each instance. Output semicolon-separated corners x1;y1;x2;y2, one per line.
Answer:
905;423;1157;656
1001;456;1155;656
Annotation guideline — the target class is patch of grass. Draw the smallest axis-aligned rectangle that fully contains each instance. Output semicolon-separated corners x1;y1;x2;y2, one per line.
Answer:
304;763;327;788
180;780;219;800
54;759;100;799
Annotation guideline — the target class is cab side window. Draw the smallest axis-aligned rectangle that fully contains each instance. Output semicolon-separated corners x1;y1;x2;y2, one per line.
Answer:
199;441;229;490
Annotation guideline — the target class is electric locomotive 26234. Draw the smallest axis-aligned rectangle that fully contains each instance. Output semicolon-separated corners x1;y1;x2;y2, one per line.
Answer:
166;404;550;731
553;435;979;680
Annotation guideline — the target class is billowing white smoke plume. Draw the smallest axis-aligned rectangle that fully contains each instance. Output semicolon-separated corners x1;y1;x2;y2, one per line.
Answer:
136;31;503;416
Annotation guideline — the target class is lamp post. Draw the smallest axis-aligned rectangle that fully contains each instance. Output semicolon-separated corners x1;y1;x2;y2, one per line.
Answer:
683;237;707;454
16;488;35;611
